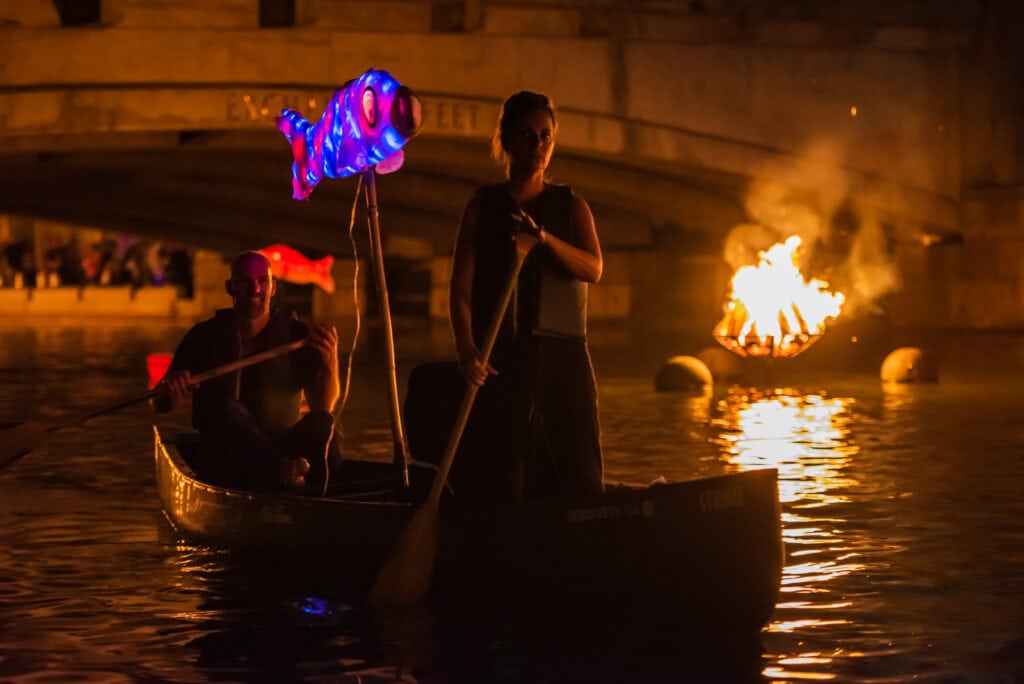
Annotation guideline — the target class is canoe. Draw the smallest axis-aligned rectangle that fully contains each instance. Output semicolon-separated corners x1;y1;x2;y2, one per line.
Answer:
154;424;783;632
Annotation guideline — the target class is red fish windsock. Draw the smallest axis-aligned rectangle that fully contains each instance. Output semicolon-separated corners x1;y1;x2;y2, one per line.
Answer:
277;69;422;200
258;244;336;293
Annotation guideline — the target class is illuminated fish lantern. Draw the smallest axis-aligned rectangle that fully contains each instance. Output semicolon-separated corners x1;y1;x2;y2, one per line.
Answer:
258;243;336;293
277;69;422;200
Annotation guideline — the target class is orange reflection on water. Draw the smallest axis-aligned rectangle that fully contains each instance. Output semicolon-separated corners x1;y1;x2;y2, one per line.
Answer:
714;388;859;508
762;666;837;680
712;387;865;677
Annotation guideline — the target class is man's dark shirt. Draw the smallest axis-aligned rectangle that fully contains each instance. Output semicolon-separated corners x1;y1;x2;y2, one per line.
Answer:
167;306;319;440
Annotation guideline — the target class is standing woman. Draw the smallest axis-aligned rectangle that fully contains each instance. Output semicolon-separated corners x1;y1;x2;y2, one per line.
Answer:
449;90;604;501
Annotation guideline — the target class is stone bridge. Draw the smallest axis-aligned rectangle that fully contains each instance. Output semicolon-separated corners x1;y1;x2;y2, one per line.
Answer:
1;0;1020;328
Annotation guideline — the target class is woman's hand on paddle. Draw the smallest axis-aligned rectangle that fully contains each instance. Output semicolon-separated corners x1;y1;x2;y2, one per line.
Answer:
456;343;496;387
511;212;545;248
152;369;195;414
280;456;310;488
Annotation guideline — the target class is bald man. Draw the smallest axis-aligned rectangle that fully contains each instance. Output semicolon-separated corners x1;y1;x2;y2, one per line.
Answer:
153;251;341;490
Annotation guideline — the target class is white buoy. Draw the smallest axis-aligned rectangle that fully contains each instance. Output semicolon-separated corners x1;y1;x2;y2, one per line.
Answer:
655;355;713;392
880;347;938;383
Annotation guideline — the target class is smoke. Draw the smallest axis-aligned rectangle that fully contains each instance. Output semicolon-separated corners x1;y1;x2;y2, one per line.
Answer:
722;138;902;318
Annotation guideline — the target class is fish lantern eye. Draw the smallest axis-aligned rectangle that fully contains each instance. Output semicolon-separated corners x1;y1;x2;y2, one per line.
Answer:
361;87;377;128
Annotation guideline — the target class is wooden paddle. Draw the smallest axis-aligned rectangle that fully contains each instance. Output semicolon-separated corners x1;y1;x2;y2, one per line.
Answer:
0;338;308;470
369;227;537;606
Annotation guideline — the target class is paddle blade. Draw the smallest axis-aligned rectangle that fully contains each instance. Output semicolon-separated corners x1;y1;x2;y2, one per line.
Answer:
0;422;49;469
369;504;439;606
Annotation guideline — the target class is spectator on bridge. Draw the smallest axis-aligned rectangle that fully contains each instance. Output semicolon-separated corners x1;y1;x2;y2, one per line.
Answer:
7;241;39;289
118;237;146;288
0;240;18;287
165;246;195;298
56;237;84;286
42;238;79;288
80;242;105;284
151;250;342;491
427;90;605;502
145;242;169;286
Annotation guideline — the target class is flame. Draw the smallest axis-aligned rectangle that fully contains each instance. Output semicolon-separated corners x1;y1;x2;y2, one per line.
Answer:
714;236;844;358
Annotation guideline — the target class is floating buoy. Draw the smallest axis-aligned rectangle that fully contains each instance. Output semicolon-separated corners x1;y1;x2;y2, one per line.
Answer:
880;347;938;383
655;355;713;392
696;346;742;382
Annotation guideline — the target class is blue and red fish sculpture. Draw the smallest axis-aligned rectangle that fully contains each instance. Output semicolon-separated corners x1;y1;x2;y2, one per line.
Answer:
277;69;422;200
257;243;336;293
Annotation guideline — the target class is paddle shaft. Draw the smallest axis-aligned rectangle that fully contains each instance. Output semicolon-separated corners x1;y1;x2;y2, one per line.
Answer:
367;231;535;605
363;168;412;488
50;338;308;433
426;232;534;505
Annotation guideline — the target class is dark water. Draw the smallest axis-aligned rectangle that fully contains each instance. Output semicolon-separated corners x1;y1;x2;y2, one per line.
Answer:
1;319;1022;683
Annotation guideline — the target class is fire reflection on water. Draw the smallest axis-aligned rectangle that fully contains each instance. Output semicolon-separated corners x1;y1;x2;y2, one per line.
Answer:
714;387;859;507
711;387;864;676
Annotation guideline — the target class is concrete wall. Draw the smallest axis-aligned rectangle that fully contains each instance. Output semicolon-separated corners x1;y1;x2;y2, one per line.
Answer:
0;285;189;318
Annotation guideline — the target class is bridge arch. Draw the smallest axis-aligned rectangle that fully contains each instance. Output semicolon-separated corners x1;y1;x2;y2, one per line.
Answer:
0;0;1020;327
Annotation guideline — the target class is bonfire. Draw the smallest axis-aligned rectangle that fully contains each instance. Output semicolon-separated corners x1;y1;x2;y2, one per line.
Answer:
714;236;844;358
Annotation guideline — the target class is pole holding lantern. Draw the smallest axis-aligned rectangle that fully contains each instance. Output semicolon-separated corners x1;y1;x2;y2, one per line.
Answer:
362;167;411;486
277;68;422;487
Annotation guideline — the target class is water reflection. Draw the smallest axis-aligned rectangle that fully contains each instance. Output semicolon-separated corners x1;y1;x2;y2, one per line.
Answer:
711;387;865;680
714;387;859;508
3;322;1024;682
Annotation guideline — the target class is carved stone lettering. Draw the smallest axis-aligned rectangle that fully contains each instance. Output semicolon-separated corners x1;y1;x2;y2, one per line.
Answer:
422;99;480;133
226;91;326;123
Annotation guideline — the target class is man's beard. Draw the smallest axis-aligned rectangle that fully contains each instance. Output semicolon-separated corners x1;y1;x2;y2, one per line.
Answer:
236;297;269;319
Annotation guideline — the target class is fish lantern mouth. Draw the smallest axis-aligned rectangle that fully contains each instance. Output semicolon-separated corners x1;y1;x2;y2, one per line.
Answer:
391;86;422;139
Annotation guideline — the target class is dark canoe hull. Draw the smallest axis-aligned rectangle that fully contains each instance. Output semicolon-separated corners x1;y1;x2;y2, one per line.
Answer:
154;425;783;631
